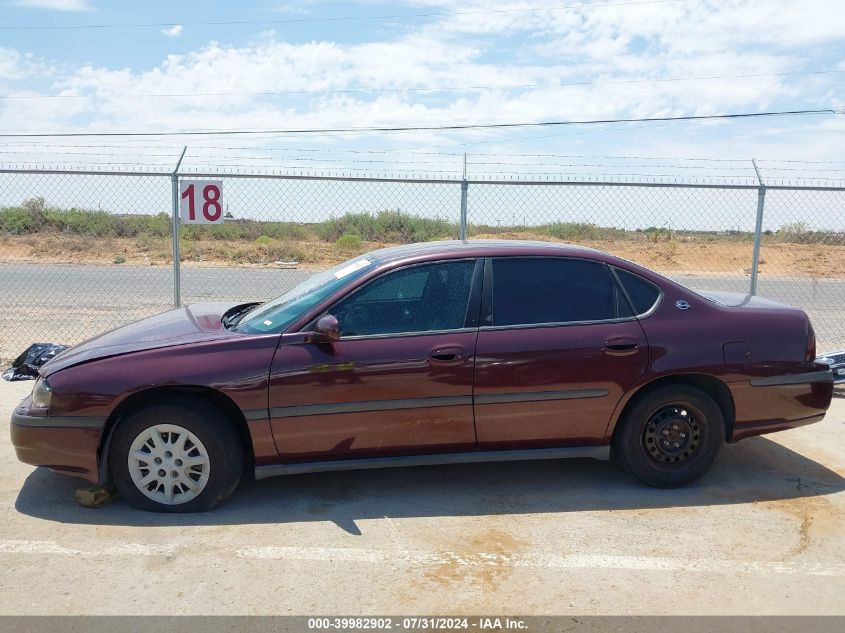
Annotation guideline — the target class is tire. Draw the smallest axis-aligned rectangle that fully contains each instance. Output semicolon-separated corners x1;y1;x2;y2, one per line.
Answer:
109;396;243;512
613;385;724;488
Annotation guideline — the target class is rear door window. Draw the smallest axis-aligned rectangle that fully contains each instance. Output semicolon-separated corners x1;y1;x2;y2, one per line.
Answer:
491;257;631;327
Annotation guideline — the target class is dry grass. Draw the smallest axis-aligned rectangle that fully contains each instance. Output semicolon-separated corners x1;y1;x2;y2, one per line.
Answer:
1;231;843;278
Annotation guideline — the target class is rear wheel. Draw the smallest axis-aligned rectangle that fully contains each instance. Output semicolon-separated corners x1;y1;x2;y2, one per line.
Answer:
110;397;243;512
613;385;724;487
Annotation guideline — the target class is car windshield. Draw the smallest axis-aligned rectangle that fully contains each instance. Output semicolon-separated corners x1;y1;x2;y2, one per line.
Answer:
234;256;376;334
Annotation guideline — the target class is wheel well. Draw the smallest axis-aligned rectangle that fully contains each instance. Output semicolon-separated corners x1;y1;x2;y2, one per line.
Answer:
97;386;255;484
612;374;735;441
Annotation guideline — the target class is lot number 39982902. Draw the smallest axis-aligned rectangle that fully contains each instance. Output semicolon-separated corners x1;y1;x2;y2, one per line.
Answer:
179;180;223;224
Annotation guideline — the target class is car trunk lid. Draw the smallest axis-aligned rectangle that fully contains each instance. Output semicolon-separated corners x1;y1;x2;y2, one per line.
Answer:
695;290;801;311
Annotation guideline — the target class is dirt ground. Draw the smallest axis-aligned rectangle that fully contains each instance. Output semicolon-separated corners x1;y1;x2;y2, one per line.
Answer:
1;377;844;616
2;233;843;277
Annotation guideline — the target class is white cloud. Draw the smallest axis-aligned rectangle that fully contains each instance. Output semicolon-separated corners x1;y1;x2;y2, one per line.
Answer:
0;47;50;81
44;23;814;138
1;0;843;171
13;0;92;11
0;48;29;80
268;1;312;15
161;24;183;38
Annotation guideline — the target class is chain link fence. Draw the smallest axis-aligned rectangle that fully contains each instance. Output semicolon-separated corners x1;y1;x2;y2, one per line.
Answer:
0;167;843;362
175;172;462;308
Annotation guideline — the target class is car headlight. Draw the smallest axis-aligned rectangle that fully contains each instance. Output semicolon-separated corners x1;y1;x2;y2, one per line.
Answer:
32;377;52;408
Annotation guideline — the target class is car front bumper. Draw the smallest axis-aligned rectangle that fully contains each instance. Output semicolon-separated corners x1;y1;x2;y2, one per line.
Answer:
817;350;845;384
10;396;105;483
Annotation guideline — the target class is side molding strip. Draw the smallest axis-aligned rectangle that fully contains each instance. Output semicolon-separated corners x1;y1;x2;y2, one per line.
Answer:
269;395;472;419
475;388;609;405
255;445;610;480
750;370;833;387
11;413;107;428
265;389;609;420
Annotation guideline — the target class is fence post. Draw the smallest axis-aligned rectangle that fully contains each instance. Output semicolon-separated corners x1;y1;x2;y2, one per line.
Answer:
750;158;766;296
459;153;468;241
170;146;187;307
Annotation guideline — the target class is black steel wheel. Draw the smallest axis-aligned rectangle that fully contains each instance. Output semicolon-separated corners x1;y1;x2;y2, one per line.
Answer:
642;404;704;467
613;384;724;487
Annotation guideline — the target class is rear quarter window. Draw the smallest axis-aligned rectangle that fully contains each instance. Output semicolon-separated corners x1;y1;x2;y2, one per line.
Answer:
613;267;662;315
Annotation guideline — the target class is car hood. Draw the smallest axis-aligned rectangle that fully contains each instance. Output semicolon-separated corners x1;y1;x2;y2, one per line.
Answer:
40;302;247;376
694;290;800;310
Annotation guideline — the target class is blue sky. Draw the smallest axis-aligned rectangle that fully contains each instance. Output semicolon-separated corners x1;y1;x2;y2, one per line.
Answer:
0;0;844;181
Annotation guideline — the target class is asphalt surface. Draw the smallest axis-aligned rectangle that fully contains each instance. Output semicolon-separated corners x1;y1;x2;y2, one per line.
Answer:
1;263;843;361
1;378;844;615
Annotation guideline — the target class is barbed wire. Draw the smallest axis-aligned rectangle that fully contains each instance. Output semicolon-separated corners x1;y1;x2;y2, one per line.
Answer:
2;143;844;165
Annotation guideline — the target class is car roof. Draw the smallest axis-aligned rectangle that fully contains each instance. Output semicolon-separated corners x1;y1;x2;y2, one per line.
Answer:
370;239;604;264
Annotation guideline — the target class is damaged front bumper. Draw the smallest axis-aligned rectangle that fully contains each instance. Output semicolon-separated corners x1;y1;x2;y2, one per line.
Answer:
10;395;105;483
818;350;845;384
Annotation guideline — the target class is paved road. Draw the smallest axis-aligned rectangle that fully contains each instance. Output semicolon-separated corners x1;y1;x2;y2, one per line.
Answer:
1;262;843;361
1;377;844;615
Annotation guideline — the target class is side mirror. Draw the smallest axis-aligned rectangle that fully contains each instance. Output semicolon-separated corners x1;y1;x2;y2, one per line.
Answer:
311;314;340;343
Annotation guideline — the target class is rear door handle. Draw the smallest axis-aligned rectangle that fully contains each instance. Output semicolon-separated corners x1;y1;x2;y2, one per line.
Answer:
603;337;640;357
429;346;467;365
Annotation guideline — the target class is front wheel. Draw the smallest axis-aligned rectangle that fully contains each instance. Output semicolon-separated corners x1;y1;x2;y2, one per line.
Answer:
613;385;724;488
109;397;243;512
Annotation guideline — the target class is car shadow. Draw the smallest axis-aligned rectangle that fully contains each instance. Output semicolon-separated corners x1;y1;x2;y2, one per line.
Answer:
14;436;844;535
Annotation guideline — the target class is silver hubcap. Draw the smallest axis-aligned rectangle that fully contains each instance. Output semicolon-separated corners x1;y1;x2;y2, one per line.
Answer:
128;424;210;505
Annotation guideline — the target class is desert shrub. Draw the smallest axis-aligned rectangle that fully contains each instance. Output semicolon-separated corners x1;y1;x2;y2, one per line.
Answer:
466;223;513;235
777;224;845;245
228;242;307;265
113;255;126;264
780;222;809;235
254;235;272;245
117;213;171;238
22;196;46;214
0;208;36;234
539;222;624;241
135;234;166;252
317;211;455;243
179;240;202;261
316;213;375;242
260;222;311;241
43;208;115;236
335;233;362;252
374;210;455;242
209;222;249;241
264;242;307;262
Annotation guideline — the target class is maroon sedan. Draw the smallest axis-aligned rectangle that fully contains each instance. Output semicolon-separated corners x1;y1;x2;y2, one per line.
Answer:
11;240;834;512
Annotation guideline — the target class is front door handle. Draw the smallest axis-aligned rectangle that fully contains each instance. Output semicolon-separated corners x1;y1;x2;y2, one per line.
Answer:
603;337;640;357
429;346;467;365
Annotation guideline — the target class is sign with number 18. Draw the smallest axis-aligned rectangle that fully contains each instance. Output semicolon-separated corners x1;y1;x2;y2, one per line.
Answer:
179;180;223;224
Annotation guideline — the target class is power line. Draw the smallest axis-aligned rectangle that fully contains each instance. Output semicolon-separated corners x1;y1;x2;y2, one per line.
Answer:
4;69;842;100
0;109;836;138
0;0;684;31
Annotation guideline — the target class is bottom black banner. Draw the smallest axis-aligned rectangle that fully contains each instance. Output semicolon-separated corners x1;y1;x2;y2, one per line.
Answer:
2;616;844;633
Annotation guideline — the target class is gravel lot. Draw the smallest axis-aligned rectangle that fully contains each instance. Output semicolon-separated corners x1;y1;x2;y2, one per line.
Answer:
0;378;844;615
